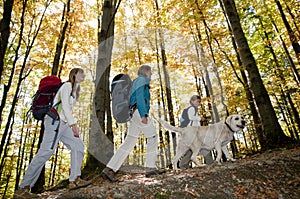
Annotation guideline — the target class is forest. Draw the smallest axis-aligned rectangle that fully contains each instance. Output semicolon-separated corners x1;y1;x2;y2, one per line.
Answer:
0;0;299;198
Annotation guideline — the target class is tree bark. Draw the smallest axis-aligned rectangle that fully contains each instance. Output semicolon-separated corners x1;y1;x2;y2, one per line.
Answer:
0;0;14;82
270;17;300;85
154;0;177;156
86;0;121;171
220;0;289;149
0;0;49;160
274;0;300;65
217;0;264;147
283;1;300;37
52;0;71;76
154;29;171;167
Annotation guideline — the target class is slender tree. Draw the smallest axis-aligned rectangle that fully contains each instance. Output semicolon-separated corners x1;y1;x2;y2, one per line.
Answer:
154;0;177;156
274;0;300;64
269;16;300;85
52;0;71;75
257;14;300;138
154;27;171;166
189;21;210;125
0;0;14;81
283;1;300;37
0;0;50;161
200;9;228;119
189;7;218;123
32;0;70;192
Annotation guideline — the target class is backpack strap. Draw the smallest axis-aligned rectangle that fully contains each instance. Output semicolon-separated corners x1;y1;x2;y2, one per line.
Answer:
51;120;60;149
52;100;61;108
49;88;63;121
49;85;66;149
129;83;148;118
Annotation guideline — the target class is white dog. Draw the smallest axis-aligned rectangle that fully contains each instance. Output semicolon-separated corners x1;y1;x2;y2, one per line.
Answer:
160;114;246;170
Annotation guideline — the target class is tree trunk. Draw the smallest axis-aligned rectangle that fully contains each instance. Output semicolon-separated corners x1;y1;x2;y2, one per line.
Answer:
0;0;14;81
153;0;175;166
218;0;264;146
270;17;300;85
189;21;209;125
191;4;220;122
32;0;68;191
52;0;71;75
220;0;290;150
283;1;300;37
274;0;300;64
194;2;228;120
0;0;49;160
275;92;296;140
0;114;15;182
286;93;300;140
154;0;177;157
202;17;228;118
154;28;171;167
86;0;120;171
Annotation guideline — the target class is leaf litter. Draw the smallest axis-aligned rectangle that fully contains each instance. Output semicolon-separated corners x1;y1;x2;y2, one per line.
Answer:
40;147;300;199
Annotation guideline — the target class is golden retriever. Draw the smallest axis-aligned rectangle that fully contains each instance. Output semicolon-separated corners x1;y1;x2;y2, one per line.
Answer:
160;114;246;170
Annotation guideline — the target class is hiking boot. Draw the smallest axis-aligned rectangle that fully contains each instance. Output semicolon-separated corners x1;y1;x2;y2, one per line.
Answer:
101;167;118;182
68;177;92;189
13;186;39;199
145;167;166;177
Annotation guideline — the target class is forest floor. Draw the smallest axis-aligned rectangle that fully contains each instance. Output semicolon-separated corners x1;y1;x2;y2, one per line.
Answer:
39;147;300;199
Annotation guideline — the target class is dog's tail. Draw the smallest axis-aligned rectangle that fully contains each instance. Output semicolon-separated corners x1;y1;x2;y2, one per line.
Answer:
159;119;183;134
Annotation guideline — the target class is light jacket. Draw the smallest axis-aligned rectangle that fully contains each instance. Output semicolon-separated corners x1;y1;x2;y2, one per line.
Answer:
53;82;77;126
129;75;151;118
187;106;201;126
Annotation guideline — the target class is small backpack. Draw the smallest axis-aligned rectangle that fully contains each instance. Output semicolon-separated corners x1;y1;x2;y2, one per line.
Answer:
180;106;197;127
30;75;63;121
111;74;132;123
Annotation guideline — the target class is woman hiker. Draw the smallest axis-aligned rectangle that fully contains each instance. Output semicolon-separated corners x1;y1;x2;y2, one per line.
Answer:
102;64;164;182
14;68;90;198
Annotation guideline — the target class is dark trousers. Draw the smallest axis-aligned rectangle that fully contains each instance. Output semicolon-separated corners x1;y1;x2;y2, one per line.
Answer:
178;149;214;168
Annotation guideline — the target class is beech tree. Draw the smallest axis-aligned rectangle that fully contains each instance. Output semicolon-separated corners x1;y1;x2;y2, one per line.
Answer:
220;0;291;149
0;0;299;197
86;0;121;171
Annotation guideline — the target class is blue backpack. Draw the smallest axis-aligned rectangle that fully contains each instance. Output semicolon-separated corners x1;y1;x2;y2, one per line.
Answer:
180;106;197;127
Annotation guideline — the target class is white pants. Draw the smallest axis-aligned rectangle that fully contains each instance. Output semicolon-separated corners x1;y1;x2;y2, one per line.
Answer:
20;117;84;188
107;111;158;172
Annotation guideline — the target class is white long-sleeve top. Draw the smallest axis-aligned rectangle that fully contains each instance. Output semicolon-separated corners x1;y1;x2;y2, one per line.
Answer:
53;82;77;126
187;106;201;126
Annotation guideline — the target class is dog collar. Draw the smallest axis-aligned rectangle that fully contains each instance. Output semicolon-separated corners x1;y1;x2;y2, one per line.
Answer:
225;121;235;133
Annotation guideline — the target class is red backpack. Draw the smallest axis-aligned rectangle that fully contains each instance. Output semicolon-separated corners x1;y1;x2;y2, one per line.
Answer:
30;75;63;120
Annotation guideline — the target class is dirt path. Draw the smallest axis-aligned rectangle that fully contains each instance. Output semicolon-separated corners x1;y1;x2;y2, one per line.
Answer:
40;147;300;199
